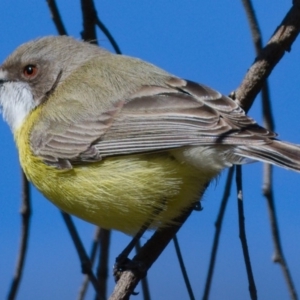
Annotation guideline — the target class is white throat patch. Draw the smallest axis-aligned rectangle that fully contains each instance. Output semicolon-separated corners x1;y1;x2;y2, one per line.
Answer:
0;81;36;132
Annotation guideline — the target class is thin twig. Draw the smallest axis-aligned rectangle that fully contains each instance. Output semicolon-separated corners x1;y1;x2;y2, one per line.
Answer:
135;241;151;300
242;1;298;298
202;167;235;300
235;2;300;112
80;0;97;43
46;0;68;35
81;0;122;54
109;205;195;300
60;212;103;299
7;172;31;300
77;227;102;300
241;0;275;128
173;235;195;300
241;0;263;51
236;166;257;300
95;18;122;54
95;229;111;300
263;165;298;300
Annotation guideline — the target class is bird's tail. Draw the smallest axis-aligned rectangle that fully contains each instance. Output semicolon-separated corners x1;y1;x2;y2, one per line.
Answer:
234;140;300;172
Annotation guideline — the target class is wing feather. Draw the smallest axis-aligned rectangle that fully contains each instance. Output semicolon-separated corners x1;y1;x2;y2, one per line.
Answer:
30;77;276;168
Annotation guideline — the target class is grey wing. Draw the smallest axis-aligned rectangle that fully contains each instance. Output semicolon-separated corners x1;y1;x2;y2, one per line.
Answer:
96;78;275;156
30;77;276;169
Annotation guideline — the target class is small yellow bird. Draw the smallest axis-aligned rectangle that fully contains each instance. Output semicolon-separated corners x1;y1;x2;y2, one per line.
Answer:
0;36;299;234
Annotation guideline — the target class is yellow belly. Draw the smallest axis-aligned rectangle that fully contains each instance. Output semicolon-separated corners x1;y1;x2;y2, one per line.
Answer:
14;115;214;234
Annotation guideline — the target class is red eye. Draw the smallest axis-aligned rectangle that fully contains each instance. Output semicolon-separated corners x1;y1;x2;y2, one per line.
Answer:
23;65;38;79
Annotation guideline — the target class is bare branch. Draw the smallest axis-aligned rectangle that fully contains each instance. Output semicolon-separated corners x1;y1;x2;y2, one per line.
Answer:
236;166;257;300
241;0;263;51
173;235;195;300
96;229;111;300
263;165;298;300
235;2;300;112
241;0;275;128
95;18;122;54
242;1;298;298
7;172;31;300
109;206;194;300
60;212;102;298
80;0;97;43
202;167;235;300
135;241;151;300
77;227;101;300
81;1;122;54
46;0;67;35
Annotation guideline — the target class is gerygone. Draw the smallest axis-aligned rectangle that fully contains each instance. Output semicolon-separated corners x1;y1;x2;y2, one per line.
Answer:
0;36;299;234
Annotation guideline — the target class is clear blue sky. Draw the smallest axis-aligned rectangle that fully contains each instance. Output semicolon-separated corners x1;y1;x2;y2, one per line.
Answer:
1;1;299;299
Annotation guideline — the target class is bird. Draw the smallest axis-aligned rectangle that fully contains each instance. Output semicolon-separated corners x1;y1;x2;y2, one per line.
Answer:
0;35;299;235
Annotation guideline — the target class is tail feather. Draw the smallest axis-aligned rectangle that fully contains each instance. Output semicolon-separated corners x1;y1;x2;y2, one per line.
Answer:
234;140;300;172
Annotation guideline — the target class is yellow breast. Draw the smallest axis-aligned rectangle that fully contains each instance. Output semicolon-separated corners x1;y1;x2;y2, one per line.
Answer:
14;107;211;234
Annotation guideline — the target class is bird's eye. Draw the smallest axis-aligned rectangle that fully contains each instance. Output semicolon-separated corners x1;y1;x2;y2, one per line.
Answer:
23;64;38;79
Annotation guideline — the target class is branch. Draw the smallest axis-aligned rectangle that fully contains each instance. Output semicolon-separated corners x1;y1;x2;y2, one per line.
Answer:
7;172;31;300
46;0;67;35
96;229;111;300
263;165;298;300
236;166;257;300
241;0;275;128
202;167;235;300
80;0;97;43
242;1;298;298
77;227;101;300
235;2;300;112
135;241;151;300
60;212;102;298
81;1;122;54
173;235;195;300
109;207;194;300
95;18;122;54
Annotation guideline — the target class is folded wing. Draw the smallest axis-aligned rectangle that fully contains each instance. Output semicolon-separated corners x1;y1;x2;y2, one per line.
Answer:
30;77;300;171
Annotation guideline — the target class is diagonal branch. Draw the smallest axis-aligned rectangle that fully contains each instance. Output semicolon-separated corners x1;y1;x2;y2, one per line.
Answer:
242;1;298;299
46;0;67;35
96;229;111;300
109;206;194;300
235;1;300;112
236;166;257;300
77;227;102;300
263;165;298;300
241;0;275;128
60;212;102;298
7;172;31;300
173;235;195;300
135;241;151;300
95;17;122;54
80;0;97;43
202;167;235;300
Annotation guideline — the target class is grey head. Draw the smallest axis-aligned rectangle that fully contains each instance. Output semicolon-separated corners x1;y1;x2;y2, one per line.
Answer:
0;36;109;104
0;36;109;130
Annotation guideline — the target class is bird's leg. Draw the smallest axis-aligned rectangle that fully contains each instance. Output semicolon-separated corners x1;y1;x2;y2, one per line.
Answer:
113;220;151;282
113;200;166;282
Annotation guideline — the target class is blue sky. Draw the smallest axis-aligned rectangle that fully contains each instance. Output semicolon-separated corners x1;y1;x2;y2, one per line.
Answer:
0;1;300;299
